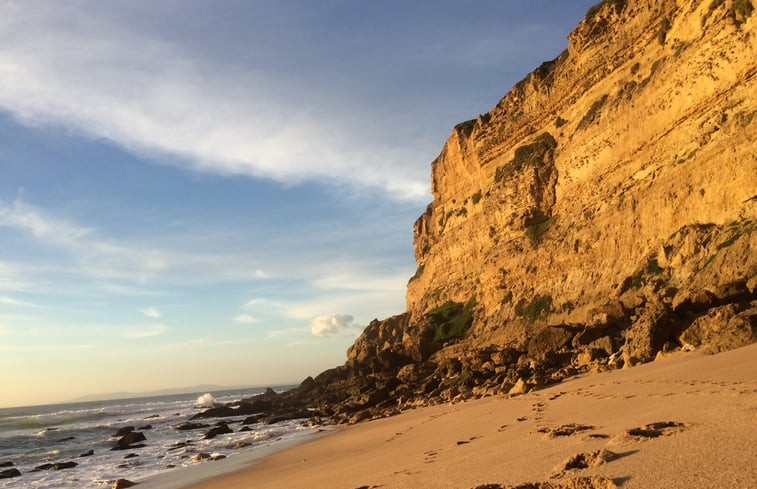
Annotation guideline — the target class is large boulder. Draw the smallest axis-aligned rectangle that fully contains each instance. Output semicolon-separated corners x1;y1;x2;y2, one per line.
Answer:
0;468;21;479
527;325;574;359
203;423;233;439
679;302;756;353
112;431;146;451
623;300;680;363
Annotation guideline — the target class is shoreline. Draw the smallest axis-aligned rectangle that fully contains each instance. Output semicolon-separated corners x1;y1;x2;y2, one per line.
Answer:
158;344;756;489
136;427;337;489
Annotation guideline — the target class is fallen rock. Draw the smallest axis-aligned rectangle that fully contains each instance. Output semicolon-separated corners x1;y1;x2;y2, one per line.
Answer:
34;461;78;471
508;378;531;397
112;426;135;438
624;299;680;363
203;423;233;439
174;422;209;431
113;479;137;488
679;303;756;353
0;468;21;479
112;431;146;450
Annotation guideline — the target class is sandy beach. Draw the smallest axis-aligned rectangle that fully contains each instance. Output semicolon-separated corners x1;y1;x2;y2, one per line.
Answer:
140;344;757;489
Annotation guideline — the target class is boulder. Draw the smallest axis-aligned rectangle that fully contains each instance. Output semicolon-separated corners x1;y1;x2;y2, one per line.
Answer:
113;431;146;450
624;300;680;363
79;450;94;457
0;462;13;468
174;422;209;431
34;462;78;471
112;426;135;438
0;468;21;479
679;303;756;353
191;453;211;462
508;378;531;397
203;423;233;439
113;479;137;488
527;325;574;359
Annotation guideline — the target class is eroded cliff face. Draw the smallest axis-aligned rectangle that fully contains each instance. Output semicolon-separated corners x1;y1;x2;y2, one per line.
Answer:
224;0;757;425
406;0;756;346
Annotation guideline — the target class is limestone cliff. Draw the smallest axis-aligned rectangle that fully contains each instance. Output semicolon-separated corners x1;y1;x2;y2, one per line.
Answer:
207;0;757;425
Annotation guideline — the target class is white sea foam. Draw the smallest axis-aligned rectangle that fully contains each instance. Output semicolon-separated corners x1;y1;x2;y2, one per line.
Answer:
0;387;312;489
195;393;215;407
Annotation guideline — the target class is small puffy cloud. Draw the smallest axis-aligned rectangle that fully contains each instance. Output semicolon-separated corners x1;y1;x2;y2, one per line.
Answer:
253;269;269;279
140;307;161;319
233;314;258;325
310;314;361;337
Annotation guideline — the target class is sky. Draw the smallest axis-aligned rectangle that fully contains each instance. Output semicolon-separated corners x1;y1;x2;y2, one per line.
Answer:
0;0;597;408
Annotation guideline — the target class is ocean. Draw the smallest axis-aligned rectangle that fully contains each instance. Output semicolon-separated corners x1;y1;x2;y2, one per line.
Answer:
0;387;318;488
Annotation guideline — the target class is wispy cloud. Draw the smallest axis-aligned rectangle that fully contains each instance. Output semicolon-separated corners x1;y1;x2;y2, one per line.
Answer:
123;323;167;339
0;198;173;282
0;2;430;201
233;313;258;325
140;307;161;319
0;295;30;307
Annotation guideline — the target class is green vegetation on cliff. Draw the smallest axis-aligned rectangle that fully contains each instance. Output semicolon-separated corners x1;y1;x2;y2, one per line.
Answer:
494;133;557;183
425;296;476;343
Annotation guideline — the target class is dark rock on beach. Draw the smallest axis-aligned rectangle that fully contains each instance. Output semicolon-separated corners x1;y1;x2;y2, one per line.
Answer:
34;461;78;471
137;424;152;430
112;431;147;451
113;479;137;488
0;468;21;479
79;450;95;457
203;423;233;439
113;426;135;437
174;422;209;431
0;462;13;467
56;436;75;443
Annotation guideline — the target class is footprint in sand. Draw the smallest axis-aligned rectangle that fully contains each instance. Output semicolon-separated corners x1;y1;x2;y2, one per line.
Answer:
423;449;439;464
611;421;686;444
537;423;595;439
471;476;621;488
551;448;637;478
456;436;480;445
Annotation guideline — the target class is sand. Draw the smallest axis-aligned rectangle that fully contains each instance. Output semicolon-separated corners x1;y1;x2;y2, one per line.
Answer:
151;344;757;489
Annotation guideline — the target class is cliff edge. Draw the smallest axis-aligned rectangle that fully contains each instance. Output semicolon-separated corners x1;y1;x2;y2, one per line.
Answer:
200;0;757;424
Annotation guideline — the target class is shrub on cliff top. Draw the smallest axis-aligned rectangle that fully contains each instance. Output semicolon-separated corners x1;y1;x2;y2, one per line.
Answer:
494;133;557;183
425;296;476;343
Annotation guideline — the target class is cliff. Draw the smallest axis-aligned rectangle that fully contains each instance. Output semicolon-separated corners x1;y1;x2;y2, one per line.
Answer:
200;0;757;425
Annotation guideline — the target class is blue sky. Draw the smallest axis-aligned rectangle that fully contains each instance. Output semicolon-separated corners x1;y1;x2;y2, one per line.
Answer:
0;0;596;408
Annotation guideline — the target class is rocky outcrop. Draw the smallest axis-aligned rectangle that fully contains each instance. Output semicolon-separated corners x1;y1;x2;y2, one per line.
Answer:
203;0;756;426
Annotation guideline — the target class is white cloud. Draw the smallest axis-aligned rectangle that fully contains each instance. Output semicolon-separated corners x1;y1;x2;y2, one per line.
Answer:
0;295;30;307
0;198;173;282
253;269;269;279
233;314;257;325
0;3;430;201
124;323;167;339
140;307;161;319
310;314;362;337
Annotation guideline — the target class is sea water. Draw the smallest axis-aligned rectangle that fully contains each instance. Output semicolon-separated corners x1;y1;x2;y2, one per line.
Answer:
0;387;317;488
